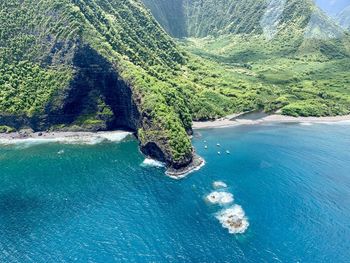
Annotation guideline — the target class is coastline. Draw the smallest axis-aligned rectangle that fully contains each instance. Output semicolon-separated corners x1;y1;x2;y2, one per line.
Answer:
193;113;350;129
2;113;349;179
166;155;205;180
0;130;132;144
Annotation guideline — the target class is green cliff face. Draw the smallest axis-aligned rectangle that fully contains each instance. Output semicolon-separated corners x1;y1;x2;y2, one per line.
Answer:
1;0;350;170
0;0;195;168
1;0;272;170
142;0;327;38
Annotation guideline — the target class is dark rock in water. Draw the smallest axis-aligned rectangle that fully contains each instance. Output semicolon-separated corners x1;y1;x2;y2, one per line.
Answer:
38;132;43;136
166;154;204;178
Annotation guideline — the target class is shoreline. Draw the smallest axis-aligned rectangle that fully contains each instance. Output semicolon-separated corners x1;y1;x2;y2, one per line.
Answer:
166;155;205;180
0;130;132;144
0;129;206;179
2;113;349;179
193;114;350;129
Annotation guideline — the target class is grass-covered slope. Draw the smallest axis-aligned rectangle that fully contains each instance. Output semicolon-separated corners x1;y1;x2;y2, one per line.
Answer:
0;0;194;169
1;0;282;170
142;0;337;38
184;33;350;117
1;0;350;170
143;0;350;117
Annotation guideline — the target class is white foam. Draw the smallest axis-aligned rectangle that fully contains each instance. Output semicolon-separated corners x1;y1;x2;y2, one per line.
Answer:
299;122;313;126
318;120;350;125
166;158;206;180
216;205;249;234
96;132;131;142
0;131;131;148
141;158;165;168
206;191;234;205
213;181;228;189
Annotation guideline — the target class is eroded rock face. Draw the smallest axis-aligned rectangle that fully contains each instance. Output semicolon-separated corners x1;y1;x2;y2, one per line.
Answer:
140;141;193;169
0;44;195;172
47;44;141;131
0;45;141;132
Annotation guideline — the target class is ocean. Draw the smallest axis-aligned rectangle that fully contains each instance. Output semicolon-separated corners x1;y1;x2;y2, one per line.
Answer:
0;122;349;262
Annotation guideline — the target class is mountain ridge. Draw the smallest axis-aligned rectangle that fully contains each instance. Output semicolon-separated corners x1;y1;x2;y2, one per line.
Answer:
142;0;345;39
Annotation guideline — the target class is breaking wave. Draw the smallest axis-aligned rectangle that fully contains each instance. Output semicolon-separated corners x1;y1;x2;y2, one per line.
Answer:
299;122;313;126
0;132;131;148
213;181;228;189
216;205;249;234
141;158;165;168
206;191;234;205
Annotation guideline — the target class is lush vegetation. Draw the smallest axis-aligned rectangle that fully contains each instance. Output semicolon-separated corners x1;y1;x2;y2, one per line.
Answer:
0;125;15;133
0;61;72;115
1;0;350;167
0;0;268;165
183;34;350;117
142;0;342;38
0;0;194;165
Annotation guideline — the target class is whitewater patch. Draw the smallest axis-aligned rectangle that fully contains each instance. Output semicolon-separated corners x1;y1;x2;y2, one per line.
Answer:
206;191;234;205
0;131;131;148
216;205;249;234
166;156;206;180
213;181;228;189
206;181;249;234
299;122;313;126
141;158;165;168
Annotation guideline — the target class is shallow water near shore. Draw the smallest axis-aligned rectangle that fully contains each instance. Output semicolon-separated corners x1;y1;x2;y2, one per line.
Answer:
1;123;350;262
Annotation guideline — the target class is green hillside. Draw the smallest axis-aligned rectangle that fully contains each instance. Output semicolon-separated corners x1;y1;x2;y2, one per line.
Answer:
142;0;341;38
0;0;288;171
1;0;350;172
144;0;350;117
0;0;194;170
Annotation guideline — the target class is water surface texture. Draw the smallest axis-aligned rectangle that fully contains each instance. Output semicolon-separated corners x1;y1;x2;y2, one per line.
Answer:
1;123;350;262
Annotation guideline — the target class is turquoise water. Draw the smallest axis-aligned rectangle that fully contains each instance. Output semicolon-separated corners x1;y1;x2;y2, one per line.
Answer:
0;123;350;262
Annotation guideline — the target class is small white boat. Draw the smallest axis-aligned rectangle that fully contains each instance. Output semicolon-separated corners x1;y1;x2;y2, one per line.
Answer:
204;145;208;149
217;143;221;147
226;150;230;154
217;151;221;155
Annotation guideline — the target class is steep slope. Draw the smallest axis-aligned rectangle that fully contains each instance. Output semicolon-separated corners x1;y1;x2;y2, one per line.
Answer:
142;0;341;38
141;0;187;38
338;6;350;30
1;0;350;173
0;0;195;171
145;0;350;117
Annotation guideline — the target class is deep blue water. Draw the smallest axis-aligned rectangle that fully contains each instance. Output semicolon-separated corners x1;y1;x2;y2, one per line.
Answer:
0;123;350;262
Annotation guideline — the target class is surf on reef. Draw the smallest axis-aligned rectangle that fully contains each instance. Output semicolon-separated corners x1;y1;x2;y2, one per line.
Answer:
205;180;249;235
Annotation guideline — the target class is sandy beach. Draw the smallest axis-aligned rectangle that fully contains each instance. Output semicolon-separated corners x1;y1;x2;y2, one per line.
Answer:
193;113;350;129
